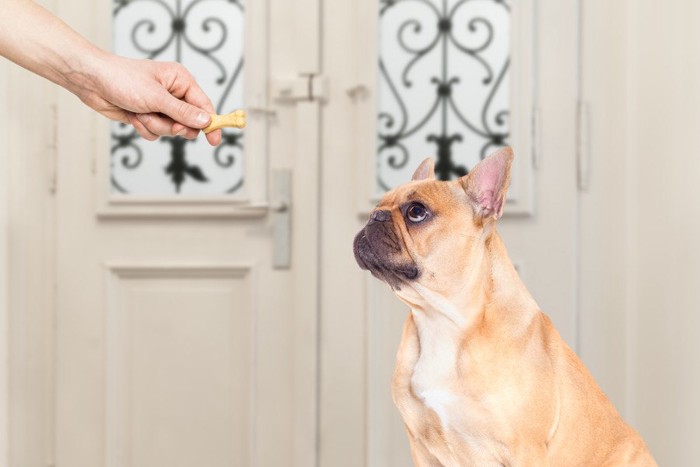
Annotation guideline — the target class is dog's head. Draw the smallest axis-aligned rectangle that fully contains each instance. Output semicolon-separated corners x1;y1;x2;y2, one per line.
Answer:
353;147;513;298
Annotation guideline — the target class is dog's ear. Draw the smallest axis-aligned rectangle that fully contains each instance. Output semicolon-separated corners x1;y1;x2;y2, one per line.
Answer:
412;158;436;181
460;147;514;221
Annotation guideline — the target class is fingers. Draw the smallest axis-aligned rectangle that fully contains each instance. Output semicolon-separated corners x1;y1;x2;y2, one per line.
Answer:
127;113;158;141
122;61;225;145
205;129;222;147
162;62;216;114
159;62;223;146
157;90;212;130
128;112;222;146
135;113;199;139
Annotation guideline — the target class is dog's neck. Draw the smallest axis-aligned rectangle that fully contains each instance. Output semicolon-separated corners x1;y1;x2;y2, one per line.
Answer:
397;230;539;337
397;230;541;415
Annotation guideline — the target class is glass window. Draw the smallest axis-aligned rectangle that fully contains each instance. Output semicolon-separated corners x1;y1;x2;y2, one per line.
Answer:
112;0;245;195
378;0;510;192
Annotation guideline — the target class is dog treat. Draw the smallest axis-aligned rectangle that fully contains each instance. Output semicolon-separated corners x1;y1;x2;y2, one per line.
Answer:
203;109;246;134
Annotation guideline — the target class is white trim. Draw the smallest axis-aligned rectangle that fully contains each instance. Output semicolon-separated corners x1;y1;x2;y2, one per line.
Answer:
353;0;380;215
509;0;537;216
291;101;321;467
623;0;640;426
96;199;271;219
291;2;322;465
0;59;11;467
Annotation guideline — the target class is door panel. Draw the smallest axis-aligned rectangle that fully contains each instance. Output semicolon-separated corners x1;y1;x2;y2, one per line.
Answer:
321;0;579;465
104;266;253;467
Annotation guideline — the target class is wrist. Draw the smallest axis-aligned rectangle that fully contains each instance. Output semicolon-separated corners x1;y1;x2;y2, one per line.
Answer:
56;44;112;100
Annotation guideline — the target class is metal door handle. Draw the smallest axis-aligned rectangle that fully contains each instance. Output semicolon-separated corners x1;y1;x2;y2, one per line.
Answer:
248;106;277;117
272;170;292;269
271;200;289;213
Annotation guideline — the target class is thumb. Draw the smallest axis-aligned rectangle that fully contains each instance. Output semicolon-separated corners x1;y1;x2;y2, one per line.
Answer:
158;91;211;129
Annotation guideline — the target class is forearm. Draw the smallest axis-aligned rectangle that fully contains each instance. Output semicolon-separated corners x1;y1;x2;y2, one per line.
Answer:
0;0;107;96
0;0;220;144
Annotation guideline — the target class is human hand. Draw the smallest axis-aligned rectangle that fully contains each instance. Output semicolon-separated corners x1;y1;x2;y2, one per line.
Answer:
73;53;221;146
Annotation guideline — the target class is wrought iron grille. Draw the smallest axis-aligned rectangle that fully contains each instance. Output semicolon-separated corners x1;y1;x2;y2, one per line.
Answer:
378;0;511;192
112;0;245;195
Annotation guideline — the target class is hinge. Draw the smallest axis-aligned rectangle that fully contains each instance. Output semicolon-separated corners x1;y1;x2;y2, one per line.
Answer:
271;74;328;103
531;105;542;169
576;100;591;191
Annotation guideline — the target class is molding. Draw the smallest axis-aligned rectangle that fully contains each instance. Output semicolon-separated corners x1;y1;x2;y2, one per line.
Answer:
104;262;254;278
507;0;537;216
353;0;380;216
104;262;257;467
291;100;321;467
96;199;271;220
0;60;10;467
623;0;640;426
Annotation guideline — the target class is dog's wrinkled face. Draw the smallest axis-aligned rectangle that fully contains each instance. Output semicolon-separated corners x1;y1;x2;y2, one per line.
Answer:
353;148;513;294
353;179;469;290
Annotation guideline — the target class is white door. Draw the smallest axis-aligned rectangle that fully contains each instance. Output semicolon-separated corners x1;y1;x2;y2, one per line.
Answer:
320;0;580;465
5;0;322;466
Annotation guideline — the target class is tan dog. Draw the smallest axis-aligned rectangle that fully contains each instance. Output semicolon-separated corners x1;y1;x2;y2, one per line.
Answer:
353;148;656;466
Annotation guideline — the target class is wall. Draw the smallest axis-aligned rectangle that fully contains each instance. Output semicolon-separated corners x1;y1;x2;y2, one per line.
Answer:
579;0;630;419
628;1;700;464
582;0;700;464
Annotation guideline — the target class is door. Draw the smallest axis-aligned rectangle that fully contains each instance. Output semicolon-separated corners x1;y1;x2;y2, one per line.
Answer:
320;0;580;465
7;0;321;466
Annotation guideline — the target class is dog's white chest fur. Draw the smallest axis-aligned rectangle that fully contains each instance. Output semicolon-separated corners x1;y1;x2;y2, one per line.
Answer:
410;309;462;428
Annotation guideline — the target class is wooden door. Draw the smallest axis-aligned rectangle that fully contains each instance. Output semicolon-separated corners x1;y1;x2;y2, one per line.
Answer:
320;0;580;465
4;0;323;466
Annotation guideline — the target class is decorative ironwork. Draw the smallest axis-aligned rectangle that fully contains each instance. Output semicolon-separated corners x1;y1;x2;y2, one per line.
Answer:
378;0;510;191
112;0;244;195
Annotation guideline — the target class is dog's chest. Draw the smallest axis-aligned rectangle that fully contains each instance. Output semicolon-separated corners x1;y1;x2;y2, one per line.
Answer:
396;313;508;464
409;333;461;425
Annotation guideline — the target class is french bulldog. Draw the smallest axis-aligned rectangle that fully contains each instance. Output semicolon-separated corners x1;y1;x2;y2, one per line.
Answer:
353;148;656;466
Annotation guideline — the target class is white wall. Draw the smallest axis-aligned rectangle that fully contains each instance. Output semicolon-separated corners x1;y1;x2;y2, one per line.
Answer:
582;1;700;464
628;1;700;464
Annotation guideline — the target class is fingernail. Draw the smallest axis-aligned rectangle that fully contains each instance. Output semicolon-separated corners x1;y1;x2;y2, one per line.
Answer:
136;114;151;124
196;112;211;126
175;128;187;137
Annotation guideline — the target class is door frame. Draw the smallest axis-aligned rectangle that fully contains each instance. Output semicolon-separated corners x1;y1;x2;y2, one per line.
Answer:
1;59;11;467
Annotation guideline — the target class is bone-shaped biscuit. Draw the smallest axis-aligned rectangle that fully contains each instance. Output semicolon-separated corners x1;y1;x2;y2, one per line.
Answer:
203;109;246;134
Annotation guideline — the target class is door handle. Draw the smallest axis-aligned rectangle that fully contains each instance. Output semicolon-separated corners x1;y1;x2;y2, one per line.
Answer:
272;169;292;269
271;200;289;213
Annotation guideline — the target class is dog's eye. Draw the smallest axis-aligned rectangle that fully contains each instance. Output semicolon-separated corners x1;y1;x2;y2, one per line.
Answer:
406;203;429;223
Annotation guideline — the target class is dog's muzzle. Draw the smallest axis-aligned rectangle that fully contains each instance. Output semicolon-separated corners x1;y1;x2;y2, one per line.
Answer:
353;211;420;288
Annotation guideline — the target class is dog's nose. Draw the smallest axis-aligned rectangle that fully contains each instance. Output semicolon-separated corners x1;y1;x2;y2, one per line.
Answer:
369;210;391;224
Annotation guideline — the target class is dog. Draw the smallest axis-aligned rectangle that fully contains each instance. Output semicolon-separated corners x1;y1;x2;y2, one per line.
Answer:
353;148;656;466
